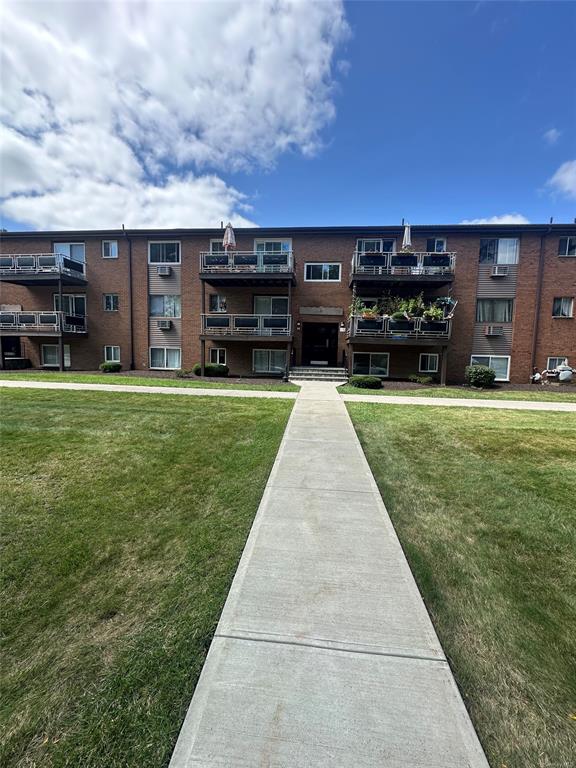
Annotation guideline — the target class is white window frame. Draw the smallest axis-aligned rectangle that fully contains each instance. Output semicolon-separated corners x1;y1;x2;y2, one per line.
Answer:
558;237;576;257
352;352;390;378
103;293;119;312
254;238;292;253
419;353;439;373
470;354;511;382
427;238;447;253
104;345;120;363
209;347;227;365
552;297;574;318
53;293;86;316
210;239;226;253
148;241;181;264
102;240;118;259
356;238;395;253
252;349;287;374
53;242;85;263
547;356;569;370
304;262;342;282
209;294;227;313
149;347;182;370
149;295;181;318
41;344;71;368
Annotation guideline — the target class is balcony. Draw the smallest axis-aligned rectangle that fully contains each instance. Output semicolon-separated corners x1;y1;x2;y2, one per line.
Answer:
199;251;295;285
350;251;456;285
201;314;292;339
0;253;87;286
348;315;452;345
0;311;87;336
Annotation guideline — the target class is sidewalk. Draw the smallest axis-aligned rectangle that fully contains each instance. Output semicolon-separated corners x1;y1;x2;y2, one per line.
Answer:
342;391;576;411
169;382;489;767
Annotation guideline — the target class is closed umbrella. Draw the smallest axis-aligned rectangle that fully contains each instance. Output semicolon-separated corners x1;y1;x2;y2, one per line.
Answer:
222;222;236;251
401;223;412;251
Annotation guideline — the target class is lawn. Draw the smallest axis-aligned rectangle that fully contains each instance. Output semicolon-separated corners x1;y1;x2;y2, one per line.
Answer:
0;371;298;392
347;403;576;768
0;388;292;768
339;384;576;403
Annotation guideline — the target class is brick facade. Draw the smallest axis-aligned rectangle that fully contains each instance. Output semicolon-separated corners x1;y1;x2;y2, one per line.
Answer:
1;225;574;383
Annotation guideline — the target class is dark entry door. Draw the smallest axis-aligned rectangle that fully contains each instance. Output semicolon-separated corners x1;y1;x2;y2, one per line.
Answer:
1;336;21;365
302;323;339;366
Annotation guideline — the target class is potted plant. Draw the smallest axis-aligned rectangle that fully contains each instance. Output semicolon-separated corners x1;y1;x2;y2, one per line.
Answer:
389;309;414;332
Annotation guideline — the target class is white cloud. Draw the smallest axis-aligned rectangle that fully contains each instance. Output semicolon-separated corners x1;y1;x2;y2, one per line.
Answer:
459;213;530;225
543;128;561;145
0;0;348;229
546;160;576;200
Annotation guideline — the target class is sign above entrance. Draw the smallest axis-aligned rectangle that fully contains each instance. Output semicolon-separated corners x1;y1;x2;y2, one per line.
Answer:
300;307;343;316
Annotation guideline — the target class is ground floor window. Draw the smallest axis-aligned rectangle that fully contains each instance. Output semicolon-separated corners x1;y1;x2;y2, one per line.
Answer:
104;345;120;363
419;353;439;373
547;356;569;370
253;349;286;374
42;344;71;368
352;352;389;377
149;347;181;369
210;347;226;365
470;354;510;381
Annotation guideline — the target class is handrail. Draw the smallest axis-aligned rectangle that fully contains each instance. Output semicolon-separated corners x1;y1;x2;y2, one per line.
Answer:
200;251;294;274
349;315;452;339
0;310;87;333
0;253;86;277
201;313;292;336
351;251;456;276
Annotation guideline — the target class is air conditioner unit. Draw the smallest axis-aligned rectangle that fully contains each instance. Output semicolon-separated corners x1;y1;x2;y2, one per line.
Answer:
491;265;509;277
157;319;172;330
484;325;503;336
157;265;171;276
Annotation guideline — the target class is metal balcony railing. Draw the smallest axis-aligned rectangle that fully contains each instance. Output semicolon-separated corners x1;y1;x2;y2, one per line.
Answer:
351;251;456;276
200;251;294;274
202;314;292;337
349;315;452;339
0;311;87;334
0;253;86;278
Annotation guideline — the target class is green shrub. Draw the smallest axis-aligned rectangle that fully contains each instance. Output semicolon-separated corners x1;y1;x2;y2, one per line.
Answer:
175;368;195;378
348;375;383;389
408;374;434;385
191;362;229;377
99;362;122;373
465;364;496;388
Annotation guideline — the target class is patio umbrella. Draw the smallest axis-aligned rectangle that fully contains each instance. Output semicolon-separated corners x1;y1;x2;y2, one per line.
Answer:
401;222;412;251
222;222;236;251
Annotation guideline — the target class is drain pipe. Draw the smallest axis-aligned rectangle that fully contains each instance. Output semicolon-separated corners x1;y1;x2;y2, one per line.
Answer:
123;225;135;370
530;226;551;372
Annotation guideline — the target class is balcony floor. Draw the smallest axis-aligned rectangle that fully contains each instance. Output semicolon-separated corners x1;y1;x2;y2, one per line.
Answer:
348;335;449;347
200;273;295;287
350;273;454;288
0;273;87;287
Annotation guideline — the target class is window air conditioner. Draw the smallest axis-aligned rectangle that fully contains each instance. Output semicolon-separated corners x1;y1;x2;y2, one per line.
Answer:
491;265;508;277
157;265;171;276
484;325;503;336
158;319;172;330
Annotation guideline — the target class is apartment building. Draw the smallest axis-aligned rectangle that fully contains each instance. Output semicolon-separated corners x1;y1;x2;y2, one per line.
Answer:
0;224;574;384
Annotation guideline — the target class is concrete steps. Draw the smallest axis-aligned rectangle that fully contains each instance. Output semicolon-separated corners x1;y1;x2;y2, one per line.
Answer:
289;366;348;383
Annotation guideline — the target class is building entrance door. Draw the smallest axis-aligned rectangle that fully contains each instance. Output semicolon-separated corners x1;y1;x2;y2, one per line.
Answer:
301;322;338;366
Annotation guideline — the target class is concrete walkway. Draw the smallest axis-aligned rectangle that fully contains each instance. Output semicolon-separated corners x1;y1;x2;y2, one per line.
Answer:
169;382;489;767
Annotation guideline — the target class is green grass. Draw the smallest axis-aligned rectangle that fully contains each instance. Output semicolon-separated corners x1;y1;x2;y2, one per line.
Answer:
1;389;292;767
339;384;576;403
347;403;576;768
0;371;298;392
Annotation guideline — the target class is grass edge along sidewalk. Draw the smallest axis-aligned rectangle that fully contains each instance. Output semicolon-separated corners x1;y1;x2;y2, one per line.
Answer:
338;383;576;403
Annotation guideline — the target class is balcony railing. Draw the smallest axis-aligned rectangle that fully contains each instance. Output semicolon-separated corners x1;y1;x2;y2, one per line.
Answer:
0;311;87;334
351;251;456;277
200;251;294;274
0;253;86;278
349;315;452;339
202;313;292;337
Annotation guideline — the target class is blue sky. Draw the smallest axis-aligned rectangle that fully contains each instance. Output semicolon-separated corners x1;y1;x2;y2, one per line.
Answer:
1;1;574;231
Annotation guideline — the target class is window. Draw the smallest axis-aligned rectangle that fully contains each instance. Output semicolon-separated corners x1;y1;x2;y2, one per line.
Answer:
210;240;225;253
426;238;447;253
102;240;118;259
103;294;119;311
210;348;226;365
104;345;120;363
53;294;86;316
148;242;180;263
304;263;341;281
552;297;574;318
558;237;576;257
479;238;519;265
149;295;181;317
53;243;85;263
253;296;289;315
419;353;439;373
252;349;287;374
476;298;514;323
150;347;181;369
209;294;227;313
41;344;71;367
255;239;291;253
470;355;511;381
356;238;395;253
547;356;569;370
352;352;389;377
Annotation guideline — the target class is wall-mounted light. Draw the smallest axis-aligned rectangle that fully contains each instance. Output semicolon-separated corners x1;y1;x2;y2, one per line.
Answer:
296;322;301;331
339;322;346;332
